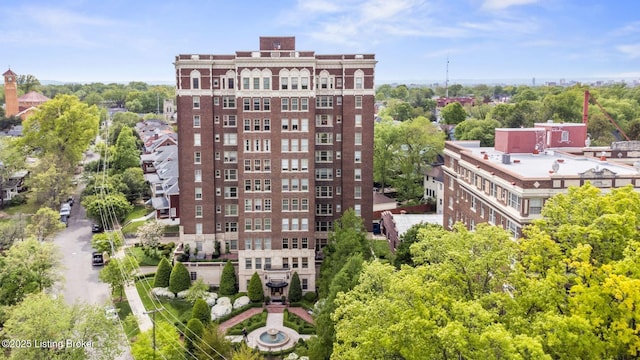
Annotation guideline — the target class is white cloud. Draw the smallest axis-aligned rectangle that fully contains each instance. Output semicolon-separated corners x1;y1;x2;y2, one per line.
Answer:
617;44;640;58
482;0;539;11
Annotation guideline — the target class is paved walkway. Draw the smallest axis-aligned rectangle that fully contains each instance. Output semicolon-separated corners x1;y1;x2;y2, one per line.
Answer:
115;246;154;333
222;305;315;351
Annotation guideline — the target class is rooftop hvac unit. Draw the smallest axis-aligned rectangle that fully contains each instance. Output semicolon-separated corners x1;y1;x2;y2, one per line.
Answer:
502;154;511;164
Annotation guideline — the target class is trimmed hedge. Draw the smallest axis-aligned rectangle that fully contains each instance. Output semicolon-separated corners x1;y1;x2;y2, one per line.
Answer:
283;309;315;335
219;260;238;296
169;262;191;294
153;258;172;288
191;298;210;325
288;272;302;303
226;309;268;335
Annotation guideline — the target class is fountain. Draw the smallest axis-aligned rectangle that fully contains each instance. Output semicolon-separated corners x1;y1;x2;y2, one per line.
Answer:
256;328;289;349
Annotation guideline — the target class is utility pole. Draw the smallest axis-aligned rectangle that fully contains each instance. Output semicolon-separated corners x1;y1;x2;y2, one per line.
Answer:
445;55;449;98
144;308;163;360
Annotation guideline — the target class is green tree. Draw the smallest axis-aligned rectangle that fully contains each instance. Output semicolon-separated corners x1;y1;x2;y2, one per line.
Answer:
153;257;172;288
3;292;124;360
111;126;140;171
219;260;238;296
441;101;467;124
0;137;25;209
532;183;640;263
136;220;165;258
288;272;302;303
191;298;211;325
169;261;191;294
25;206;66;241
195;324;233;359
0;237;60;305
247;272;264;303
16;74;41;93
184;318;205;353
186;279;210;303
27;154;73;207
131;321;183;360
20;94;99;169
82;193;133;227
112;167;149;202
99;255;137;301
454;118;501;146
319;209;371;297
91;231;123;255
373;118;401;192
393;222;443;268
232;343;264;360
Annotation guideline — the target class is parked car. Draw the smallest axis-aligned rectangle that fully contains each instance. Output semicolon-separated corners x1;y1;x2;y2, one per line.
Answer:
67;196;74;206
92;251;109;266
91;223;104;233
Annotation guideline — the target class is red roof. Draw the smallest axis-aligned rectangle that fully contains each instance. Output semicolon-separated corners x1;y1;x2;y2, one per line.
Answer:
18;91;50;103
3;69;17;76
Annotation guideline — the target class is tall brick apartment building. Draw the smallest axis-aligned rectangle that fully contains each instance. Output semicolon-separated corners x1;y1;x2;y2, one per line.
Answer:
174;37;376;295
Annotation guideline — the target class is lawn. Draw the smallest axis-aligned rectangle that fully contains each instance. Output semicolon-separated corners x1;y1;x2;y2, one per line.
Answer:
2;195;40;216
124;205;151;223
135;277;194;330
127;246;163;267
122;220;146;236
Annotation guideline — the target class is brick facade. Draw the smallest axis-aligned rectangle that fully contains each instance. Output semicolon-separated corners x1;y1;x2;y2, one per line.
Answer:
175;37;376;295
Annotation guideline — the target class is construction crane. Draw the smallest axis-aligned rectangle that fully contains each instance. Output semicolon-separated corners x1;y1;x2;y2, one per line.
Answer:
583;90;631;141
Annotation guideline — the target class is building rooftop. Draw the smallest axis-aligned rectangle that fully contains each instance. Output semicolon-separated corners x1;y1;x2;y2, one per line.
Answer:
391;213;443;236
467;145;639;178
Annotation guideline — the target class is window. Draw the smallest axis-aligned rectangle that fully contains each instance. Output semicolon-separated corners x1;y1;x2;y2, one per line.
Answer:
281;77;288;90
282;98;289;111
265;257;272;269
263;98;270;111
193;96;200;109
302;278;308;290
224;187;237;199
223;96;235;108
302;257;308;268
225;204;238;216
282;218;290;231
315;168;333;180
355;204;361;216
253;98;261;111
195;223;202;234
263;119;270;131
263;77;271;90
316;133;333;144
195;205;203;218
315;221;333;232
315;151;332;162
255;257;262;269
264;179;271;191
281;118;289;130
192;77;200;90
355;114;362;127
245;258;252;269
316;115;332;126
316;203;333;215
243;98;251;111
194;152;201;164
355;168;362;180
355;151;362;163
283;257;289;268
508;193;521;210
316;186;333;198
195;187;202;200
193;115;201;127
282;199;289;211
529;198;543;215
291;98;299;111
224;115;237;127
355;132;362;145
254;119;261;131
292;257;299;269
193;169;202;183
292;238;299;249
355;186;362;199
245;219;252;231
253;77;260;90
223;133;237;146
301;98;308;111
225;222;238;232
281;139;289;152
243;77;250;90
291;118;299;131
489;208;496;224
561;131;569;142
224;151;237;163
316;96;333;108
355;96;363;108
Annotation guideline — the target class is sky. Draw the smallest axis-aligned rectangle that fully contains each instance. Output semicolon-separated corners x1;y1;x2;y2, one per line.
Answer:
2;0;640;85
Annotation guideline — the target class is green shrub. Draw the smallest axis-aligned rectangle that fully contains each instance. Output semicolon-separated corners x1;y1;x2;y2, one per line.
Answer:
153;258;172;288
191;298;210;325
247;272;264;303
219;260;237;296
288;272;302;303
185;318;204;352
168;262;191;294
303;292;317;302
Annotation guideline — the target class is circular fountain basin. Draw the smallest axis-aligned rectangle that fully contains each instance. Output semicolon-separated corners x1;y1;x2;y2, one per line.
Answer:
256;328;289;349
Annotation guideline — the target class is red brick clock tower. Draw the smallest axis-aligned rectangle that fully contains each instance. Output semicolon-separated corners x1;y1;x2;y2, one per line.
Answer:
3;69;19;117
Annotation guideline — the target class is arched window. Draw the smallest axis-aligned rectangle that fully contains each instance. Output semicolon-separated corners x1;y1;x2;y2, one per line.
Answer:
354;69;364;89
280;69;290;90
190;70;201;90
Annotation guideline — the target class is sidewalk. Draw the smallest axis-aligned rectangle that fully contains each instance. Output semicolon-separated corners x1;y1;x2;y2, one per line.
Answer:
115;247;154;333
